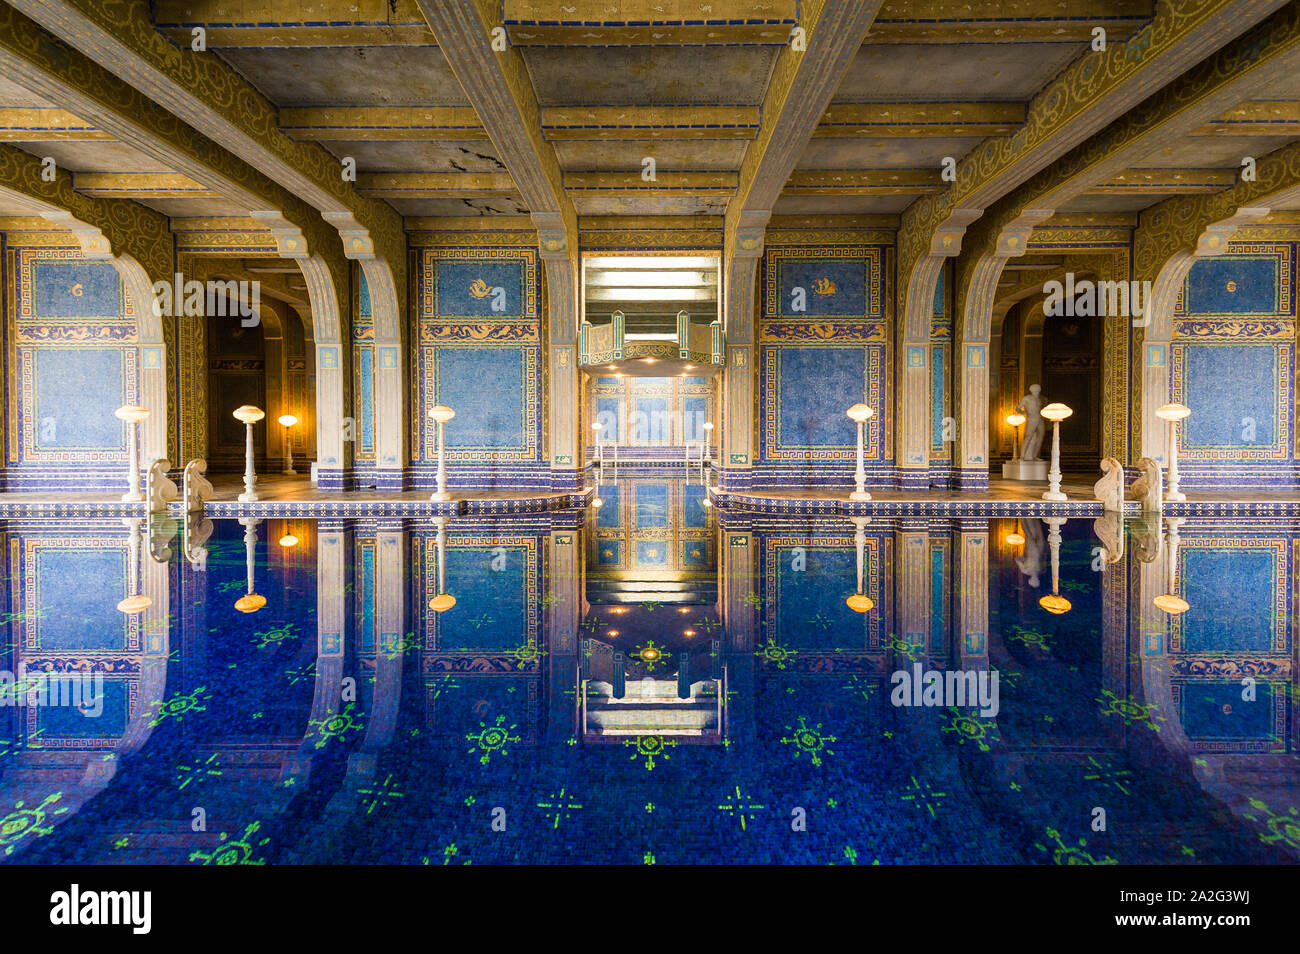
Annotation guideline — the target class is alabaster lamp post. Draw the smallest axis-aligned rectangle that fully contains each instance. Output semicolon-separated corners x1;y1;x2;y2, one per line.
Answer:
1038;516;1071;615
234;517;266;614
115;405;150;502
592;420;605;468
232;405;265;502
1156;402;1191;502
428;405;456;502
1040;403;1073;501
846;516;875;614
116;517;153;615
1006;412;1027;463
702;420;714;466
429;516;456;613
1154;516;1189;615
278;414;299;475
846;403;874;501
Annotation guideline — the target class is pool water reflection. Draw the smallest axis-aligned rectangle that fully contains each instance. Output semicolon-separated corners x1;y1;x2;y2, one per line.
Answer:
0;484;1296;864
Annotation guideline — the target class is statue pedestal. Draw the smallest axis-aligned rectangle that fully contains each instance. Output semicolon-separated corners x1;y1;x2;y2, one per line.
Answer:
1002;459;1048;481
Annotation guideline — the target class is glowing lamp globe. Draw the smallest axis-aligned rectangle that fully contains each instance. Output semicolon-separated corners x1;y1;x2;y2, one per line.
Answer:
642;647;660;661
1040;403;1073;423
1155;402;1191;423
591;496;603;508
233;405;265;424
279;534;299;548
429;593;457;613
428;405;456;424
592;421;603;431
117;594;153;614
846;593;874;613
846;403;874;424
701;497;712;508
278;414;299;428
1154;593;1190;615
1038;593;1072;615
1005;412;1027;428
114;405;151;424
1005;532;1026;546
702;421;714;431
235;593;267;613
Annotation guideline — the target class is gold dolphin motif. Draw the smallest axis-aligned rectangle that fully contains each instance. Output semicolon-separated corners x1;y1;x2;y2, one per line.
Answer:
812;277;836;296
469;278;491;298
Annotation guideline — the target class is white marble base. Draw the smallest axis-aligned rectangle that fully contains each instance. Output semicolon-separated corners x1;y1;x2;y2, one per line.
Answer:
849;491;872;501
429;491;452;502
1002;459;1048;481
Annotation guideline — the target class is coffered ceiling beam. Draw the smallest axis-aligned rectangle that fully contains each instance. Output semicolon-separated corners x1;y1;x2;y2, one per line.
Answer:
279;107;488;142
12;0;404;265
865;0;1154;42
0;107;112;141
501;0;798;45
815;102;1025;138
152;0;434;48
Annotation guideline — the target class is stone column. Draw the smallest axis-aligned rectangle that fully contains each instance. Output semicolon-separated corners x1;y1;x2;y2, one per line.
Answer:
720;223;764;490
537;215;581;492
954;521;989;670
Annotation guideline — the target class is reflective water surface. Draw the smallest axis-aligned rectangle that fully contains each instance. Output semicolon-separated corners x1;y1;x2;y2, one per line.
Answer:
1;479;1297;864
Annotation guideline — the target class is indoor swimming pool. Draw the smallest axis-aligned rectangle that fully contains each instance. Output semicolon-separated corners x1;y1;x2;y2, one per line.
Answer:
0;478;1294;865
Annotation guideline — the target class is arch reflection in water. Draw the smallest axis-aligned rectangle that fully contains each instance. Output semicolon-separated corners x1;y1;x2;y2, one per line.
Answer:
0;510;1295;864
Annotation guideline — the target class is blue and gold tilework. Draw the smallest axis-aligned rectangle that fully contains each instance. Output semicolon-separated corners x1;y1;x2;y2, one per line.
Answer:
1172;243;1297;479
758;246;890;473
759;532;885;663
6;246;138;469
414;248;541;467
10;533;141;750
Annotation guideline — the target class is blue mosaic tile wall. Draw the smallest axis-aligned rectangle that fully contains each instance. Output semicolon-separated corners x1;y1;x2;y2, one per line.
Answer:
6;528;142;749
1172;242;1297;487
757;245;891;484
413;248;543;490
2;241;140;490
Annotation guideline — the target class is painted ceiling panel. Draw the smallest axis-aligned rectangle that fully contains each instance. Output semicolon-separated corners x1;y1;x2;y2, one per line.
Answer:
1056;193;1168;214
11;141;175;175
1138;136;1299;169
522;47;779;106
318;141;508;174
216;47;470;107
772;194;917;215
383;197;531;217
834;43;1085;102
796;136;983;170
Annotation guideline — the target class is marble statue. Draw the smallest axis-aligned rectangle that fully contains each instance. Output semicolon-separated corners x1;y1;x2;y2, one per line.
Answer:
1094;457;1124;513
1015;384;1046;461
1014;517;1046;587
